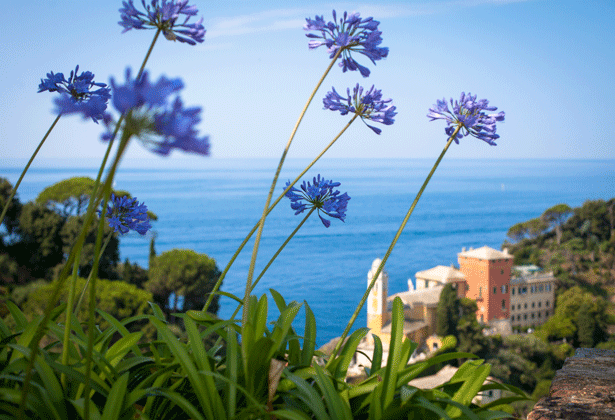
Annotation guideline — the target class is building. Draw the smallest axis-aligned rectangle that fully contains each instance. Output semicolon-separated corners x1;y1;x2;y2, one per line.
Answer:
509;265;556;332
457;246;514;323
365;246;556;350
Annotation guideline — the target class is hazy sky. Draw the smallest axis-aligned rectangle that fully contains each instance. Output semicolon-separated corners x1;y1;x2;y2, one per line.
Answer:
1;0;614;166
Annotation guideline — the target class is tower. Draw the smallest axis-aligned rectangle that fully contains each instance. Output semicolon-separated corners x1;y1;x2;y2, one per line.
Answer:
457;246;514;323
367;258;389;334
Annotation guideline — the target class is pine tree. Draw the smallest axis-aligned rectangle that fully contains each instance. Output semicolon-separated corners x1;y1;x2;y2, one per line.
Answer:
436;283;460;337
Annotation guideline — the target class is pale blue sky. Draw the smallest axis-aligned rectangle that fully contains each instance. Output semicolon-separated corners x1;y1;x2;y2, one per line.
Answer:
1;0;614;165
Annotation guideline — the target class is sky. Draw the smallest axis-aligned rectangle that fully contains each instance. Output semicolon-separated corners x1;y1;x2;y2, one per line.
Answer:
1;0;615;166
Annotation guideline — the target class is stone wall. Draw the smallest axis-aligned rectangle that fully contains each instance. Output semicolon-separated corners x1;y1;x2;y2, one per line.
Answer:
527;348;615;419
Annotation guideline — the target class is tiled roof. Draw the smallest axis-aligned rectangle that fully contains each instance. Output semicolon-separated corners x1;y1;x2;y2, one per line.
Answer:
389;285;444;307
416;265;465;282
458;245;513;260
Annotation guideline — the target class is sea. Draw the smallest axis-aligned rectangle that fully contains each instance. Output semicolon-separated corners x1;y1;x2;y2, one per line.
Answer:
2;158;614;347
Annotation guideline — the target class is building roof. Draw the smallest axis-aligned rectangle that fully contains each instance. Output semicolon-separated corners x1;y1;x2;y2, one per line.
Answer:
408;365;459;389
458;245;513;260
381;320;427;335
389;285;444;308
510;271;555;285
416;265;465;282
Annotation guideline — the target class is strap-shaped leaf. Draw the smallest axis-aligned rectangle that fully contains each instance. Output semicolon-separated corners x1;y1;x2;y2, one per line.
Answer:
313;363;353;419
149;317;219;420
332;327;369;382
301;301;317;367
101;372;129;420
283;369;330;420
445;359;490;418
381;296;404;409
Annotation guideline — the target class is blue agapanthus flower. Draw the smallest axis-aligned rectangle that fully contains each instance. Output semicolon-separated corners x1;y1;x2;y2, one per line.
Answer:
39;65;111;123
305;10;388;77
119;0;205;45
284;175;350;228
102;194;151;235
103;68;210;156
427;93;505;145
323;84;396;134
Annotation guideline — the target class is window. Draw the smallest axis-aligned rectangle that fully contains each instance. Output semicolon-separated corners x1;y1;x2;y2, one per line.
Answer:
538;312;542;318
501;285;507;293
493;287;497;294
524;303;528;309
546;284;552;292
511;306;514;311
512;288;515;296
433;342;438;350
502;299;506;310
546;300;550;307
480;314;484;322
524;314;527;320
517;304;521;310
501;269;504;275
538;301;542;308
532;302;535;308
531;313;535;319
479;287;482;298
531;285;536;293
517;315;521;321
539;285;544;292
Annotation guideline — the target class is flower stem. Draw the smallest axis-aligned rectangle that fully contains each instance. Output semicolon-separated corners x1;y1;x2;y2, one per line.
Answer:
242;48;344;329
0;114;61;227
229;208;315;320
83;125;132;420
72;232;114;316
202;114;357;313
324;126;462;368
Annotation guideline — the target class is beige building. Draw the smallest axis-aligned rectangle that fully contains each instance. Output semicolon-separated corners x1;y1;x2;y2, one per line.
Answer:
509;265;556;332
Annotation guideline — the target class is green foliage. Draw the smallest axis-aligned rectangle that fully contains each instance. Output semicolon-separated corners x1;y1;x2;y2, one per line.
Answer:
16;277;152;333
435;283;460;337
542;203;572;244
60;215;120;279
118;258;148;288
13;202;65;278
36;176;97;216
146;249;222;316
0;177;22;241
538;286;609;346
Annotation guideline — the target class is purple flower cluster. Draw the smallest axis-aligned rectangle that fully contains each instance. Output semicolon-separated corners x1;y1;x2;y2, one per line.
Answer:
284;175;350;228
119;0;205;45
427;93;505;145
102;194;151;235
38;65;111;123
305;10;388;77
104;68;210;156
323;84;396;134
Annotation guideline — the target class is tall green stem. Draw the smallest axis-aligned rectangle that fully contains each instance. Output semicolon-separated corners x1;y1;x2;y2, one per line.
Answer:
83;126;133;420
72;232;114;316
325;126;462;367
202;114;358;313
242;48;343;329
0;114;61;227
229;208;315;321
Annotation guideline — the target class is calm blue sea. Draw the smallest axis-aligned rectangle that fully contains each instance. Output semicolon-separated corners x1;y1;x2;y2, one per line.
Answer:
2;158;614;347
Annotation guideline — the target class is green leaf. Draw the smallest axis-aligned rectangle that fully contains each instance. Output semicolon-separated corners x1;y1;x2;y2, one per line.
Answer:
268;301;302;361
4;301;27;331
301;301;317;367
371;334;383;374
333;327;369;382
96;310;145;357
149;317;220;420
313;363;352;419
101;372;129;420
283;369;330;420
144;388;206;420
381;296;404;409
270;288;288;312
225;326;239;419
253;294;268;341
105;332;143;367
445;359;490;418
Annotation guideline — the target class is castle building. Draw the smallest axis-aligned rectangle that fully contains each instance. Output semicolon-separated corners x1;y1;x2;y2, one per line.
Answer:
456;246;514;323
365;245;556;349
